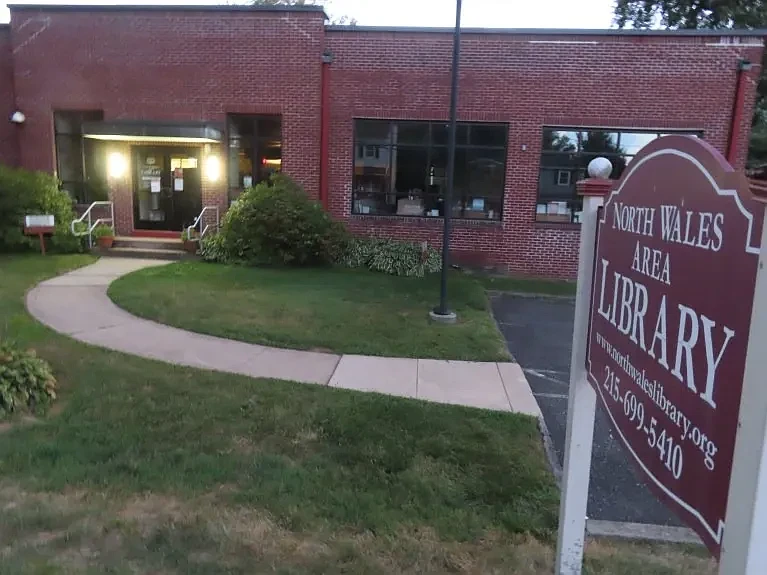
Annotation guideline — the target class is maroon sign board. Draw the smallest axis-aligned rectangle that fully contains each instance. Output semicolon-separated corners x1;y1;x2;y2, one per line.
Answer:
587;136;764;556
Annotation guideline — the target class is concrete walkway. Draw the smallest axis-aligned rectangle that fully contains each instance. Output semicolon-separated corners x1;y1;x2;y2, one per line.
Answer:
26;258;541;416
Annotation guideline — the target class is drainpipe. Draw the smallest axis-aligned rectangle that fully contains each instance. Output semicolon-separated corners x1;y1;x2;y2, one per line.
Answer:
727;59;753;166
319;50;334;210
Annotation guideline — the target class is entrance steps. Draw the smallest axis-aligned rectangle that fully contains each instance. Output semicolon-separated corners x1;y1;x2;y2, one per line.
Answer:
94;236;190;261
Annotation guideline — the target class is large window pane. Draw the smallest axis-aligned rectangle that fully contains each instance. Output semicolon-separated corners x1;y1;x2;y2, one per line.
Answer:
536;127;701;224
581;131;621;155
620;132;658;155
542;129;578;152
469;124;507;147
463;149;505;219
227;115;282;201
394;122;429;145
356;120;391;143
54;110;104;203
352;119;508;220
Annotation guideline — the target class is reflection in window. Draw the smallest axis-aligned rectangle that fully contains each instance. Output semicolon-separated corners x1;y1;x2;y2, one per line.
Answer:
54;110;107;203
227;115;282;202
352;120;508;220
537;128;702;223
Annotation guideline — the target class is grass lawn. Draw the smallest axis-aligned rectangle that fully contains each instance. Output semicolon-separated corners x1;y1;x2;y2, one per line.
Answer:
0;255;715;573
109;261;512;361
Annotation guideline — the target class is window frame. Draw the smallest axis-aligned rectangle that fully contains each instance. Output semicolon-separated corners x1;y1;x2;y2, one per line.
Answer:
351;119;509;221
536;127;703;225
53;109;105;204
226;114;282;203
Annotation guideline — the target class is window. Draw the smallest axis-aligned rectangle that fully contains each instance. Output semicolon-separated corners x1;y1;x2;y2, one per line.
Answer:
352;120;508;220
537;128;702;224
556;170;571;186
54;110;106;203
227;115;282;202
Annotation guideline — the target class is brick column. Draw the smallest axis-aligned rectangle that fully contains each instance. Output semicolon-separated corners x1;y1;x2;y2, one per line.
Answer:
107;143;133;236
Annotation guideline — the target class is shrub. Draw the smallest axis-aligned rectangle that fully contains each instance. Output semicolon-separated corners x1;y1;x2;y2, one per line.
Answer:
339;237;442;277
0;164;82;253
91;224;114;239
0;341;57;418
200;233;231;264
217;174;348;266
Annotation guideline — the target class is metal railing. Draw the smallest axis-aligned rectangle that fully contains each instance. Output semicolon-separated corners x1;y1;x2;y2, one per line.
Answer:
71;201;115;248
185;206;220;242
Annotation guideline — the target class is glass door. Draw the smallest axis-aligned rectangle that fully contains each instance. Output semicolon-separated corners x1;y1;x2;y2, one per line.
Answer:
133;147;202;231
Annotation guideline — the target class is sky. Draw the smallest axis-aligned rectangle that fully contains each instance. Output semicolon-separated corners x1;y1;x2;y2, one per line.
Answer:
0;0;617;29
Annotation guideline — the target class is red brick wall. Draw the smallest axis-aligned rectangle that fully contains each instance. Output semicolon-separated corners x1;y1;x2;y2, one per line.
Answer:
325;29;763;278
0;25;18;166
9;7;325;198
6;8;764;279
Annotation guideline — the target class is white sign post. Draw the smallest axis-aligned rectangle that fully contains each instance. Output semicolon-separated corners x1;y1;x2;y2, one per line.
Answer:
719;204;767;575
556;140;767;574
555;159;612;575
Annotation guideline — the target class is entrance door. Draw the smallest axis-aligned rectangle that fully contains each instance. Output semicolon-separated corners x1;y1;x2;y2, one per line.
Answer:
133;147;202;231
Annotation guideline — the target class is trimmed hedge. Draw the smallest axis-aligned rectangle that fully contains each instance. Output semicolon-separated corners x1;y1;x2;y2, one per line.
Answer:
0;164;81;253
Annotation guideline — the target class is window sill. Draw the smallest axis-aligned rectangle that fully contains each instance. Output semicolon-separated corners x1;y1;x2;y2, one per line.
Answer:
350;214;503;226
534;220;582;231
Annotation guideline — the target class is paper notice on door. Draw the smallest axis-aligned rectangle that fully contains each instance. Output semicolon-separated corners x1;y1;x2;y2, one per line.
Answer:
174;178;184;192
150;178;161;193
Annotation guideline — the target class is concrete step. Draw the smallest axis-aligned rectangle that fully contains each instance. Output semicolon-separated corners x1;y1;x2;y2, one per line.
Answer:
93;246;192;261
114;236;183;251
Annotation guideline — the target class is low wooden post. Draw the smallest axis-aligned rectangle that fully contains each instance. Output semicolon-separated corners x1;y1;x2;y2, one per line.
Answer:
555;161;613;575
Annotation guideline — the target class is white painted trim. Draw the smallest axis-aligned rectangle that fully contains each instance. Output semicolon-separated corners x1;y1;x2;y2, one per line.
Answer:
719;209;767;575
555;195;602;575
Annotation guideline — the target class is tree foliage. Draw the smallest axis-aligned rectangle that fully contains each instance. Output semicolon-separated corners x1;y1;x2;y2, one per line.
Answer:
251;0;356;25
614;0;767;166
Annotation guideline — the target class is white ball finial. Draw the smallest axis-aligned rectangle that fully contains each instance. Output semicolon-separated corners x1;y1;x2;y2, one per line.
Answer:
588;157;613;180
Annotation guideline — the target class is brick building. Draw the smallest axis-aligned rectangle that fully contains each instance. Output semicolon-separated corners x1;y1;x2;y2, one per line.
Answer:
0;4;763;278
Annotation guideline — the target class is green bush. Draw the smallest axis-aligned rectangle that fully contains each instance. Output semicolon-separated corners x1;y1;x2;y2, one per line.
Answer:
0;341;57;418
91;224;114;239
200;233;230;264
217;174;348;266
0;164;81;253
339;237;442;277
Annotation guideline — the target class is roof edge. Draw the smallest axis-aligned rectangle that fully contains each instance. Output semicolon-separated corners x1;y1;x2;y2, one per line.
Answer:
326;25;767;37
7;4;327;16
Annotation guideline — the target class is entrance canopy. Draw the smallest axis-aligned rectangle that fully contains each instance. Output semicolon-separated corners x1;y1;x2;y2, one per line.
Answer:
82;120;223;144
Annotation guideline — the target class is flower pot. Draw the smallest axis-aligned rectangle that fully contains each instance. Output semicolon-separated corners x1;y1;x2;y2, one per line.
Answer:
96;236;114;249
183;239;198;254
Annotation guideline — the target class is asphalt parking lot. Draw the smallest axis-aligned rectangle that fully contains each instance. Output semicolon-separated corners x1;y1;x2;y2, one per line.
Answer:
490;293;681;526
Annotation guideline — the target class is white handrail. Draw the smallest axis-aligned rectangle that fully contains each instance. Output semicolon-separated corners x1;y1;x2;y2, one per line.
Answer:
71;201;115;249
186;206;220;242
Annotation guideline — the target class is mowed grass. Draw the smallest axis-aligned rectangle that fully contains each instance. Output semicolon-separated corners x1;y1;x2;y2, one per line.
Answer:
0;255;716;573
108;261;511;361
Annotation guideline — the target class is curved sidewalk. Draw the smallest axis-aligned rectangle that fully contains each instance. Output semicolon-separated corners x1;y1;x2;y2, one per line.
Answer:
26;258;541;416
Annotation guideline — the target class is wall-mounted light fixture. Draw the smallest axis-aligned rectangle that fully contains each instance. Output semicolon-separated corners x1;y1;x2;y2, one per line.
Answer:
107;152;127;179
205;155;221;182
9;111;25;124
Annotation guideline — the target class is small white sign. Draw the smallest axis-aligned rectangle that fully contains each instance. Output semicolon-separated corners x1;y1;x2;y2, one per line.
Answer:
174;178;184;192
243;175;253;188
150;178;161;193
25;215;55;227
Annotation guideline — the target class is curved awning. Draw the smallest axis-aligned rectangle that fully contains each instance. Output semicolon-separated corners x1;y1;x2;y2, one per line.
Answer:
82;121;223;143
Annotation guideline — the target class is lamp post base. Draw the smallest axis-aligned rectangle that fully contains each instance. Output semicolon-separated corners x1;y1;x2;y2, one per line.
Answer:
429;309;458;324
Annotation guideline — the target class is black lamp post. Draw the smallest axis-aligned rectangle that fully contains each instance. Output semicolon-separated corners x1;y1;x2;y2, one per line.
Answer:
431;0;462;323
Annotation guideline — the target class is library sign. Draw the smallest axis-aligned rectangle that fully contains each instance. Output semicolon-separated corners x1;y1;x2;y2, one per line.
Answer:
586;136;763;555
